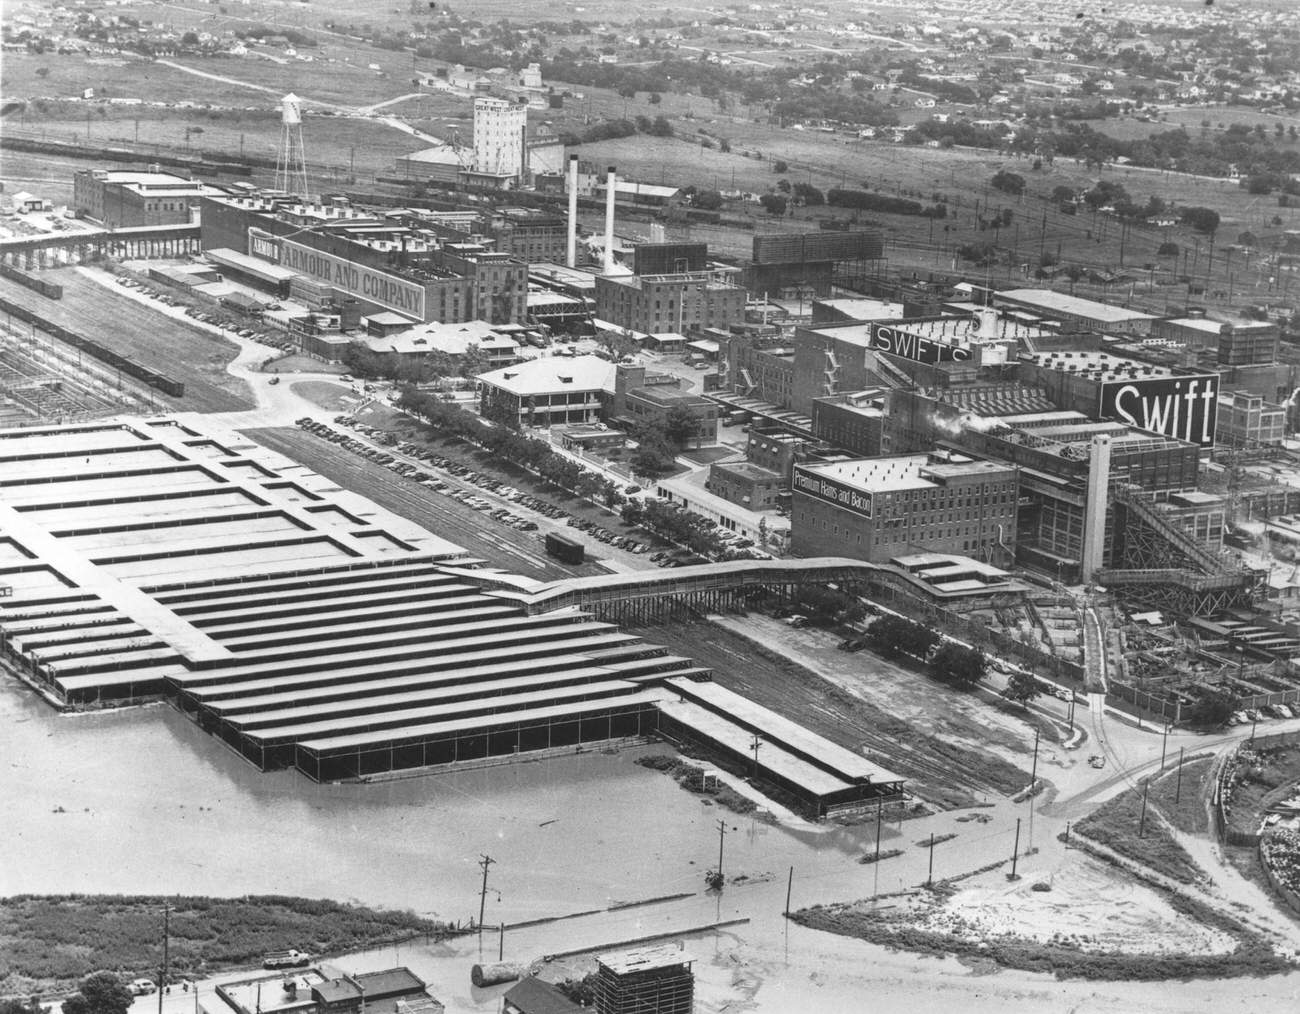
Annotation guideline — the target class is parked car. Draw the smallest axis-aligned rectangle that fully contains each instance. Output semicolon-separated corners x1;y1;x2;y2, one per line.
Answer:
130;980;157;996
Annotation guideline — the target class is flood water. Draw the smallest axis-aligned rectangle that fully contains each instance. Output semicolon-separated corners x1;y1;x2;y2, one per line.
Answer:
7;676;1300;1013
0;677;865;920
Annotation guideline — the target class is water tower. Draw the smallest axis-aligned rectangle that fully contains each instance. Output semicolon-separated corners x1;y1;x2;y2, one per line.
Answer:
275;93;309;200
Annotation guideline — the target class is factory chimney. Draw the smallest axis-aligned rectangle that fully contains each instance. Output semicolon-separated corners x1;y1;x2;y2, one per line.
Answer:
603;166;617;274
566;155;579;268
1080;434;1112;584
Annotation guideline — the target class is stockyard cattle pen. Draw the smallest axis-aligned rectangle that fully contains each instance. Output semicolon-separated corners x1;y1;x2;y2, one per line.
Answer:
0;419;901;817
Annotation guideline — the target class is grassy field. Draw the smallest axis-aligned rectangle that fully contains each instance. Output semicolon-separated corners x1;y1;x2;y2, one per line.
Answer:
0;894;457;998
1074;779;1206;885
1147;755;1216;836
790;896;1290;981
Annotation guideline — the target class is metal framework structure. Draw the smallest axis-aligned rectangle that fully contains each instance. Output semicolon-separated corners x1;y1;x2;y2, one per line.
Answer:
1100;485;1263;615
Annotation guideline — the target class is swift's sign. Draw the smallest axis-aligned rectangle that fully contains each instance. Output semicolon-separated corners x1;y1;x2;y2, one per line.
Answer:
869;323;970;365
1098;374;1219;448
279;239;425;319
793;467;873;518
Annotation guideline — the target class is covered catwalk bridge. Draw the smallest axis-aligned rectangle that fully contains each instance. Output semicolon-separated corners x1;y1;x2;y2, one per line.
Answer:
455;556;1028;623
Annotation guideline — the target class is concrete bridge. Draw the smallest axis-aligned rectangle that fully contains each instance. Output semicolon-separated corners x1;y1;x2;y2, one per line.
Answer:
0;224;201;269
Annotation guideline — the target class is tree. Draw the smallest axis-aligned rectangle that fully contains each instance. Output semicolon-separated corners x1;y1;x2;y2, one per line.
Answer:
458;342;487;379
759;193;787;216
649;115;673;137
63;974;132;1014
990;169;1026;195
648;92;662;105
1179;206;1220;234
692;188;724;211
792;182;824;206
2;998;43;1014
662;404;699;449
1002;670;1041;707
1157;241;1179;257
1189;689;1236;728
773;160;789;173
1051;185;1075;204
863;615;937;660
930;643;986;689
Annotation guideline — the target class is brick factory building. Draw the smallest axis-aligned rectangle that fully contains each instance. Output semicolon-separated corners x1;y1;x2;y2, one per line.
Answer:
74;168;217;228
792;452;1018;565
200;194;527;325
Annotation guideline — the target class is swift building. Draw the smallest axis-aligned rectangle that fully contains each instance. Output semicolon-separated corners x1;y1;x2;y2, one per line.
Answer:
792;452;1018;565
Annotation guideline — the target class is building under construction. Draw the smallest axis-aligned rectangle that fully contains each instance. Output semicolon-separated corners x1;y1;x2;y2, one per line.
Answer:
594;946;694;1014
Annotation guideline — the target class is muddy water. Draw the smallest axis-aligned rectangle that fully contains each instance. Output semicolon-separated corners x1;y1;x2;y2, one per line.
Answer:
7;676;1300;1012
0;678;868;918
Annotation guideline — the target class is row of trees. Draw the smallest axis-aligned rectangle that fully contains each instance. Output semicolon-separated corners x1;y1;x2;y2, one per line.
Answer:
341;342;487;386
620;497;730;558
827;188;947;218
397;388;623;507
862;615;989;689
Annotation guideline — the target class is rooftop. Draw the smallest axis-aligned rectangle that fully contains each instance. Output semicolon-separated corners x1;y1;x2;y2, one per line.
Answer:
814;297;905;320
477;354;615;396
996;288;1157;324
800;453;1011;494
1023;350;1178;381
597;944;694;976
365;321;519;357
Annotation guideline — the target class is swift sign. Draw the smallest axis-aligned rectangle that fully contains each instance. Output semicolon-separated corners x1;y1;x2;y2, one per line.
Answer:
793;467;873;518
869;323;970;365
279;239;426;320
1098;374;1219;448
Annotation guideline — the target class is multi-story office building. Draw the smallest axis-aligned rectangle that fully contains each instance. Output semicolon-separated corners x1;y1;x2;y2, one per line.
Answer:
1216;392;1287;447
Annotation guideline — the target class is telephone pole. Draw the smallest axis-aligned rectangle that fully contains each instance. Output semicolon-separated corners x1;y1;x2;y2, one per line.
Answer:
716;818;727;881
477;854;495;933
750;734;762;780
158;903;169;1014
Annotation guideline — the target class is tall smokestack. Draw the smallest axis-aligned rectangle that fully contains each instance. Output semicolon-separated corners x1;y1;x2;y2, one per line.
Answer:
1080;434;1111;584
604;165;617;274
567;155;579;268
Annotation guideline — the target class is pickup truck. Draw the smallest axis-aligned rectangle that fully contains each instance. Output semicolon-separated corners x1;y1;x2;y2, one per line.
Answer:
263;950;311;970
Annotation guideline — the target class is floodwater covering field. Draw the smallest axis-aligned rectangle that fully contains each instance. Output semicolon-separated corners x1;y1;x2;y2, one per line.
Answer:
6;675;1300;1013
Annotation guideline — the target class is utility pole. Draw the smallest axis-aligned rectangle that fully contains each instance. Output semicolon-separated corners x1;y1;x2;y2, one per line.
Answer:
1174;747;1186;804
1009;818;1021;879
926;832;936;887
874;795;883;863
477;854;495;933
784;866;793;917
1138;781;1150;838
1028;727;1040;848
158;903;169;1012
750;734;762;780
1160;723;1169;771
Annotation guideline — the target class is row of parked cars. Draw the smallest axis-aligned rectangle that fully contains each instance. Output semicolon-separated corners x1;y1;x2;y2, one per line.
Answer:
1230;704;1296;725
565;515;650;554
299;418;546;532
113;274;297;353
